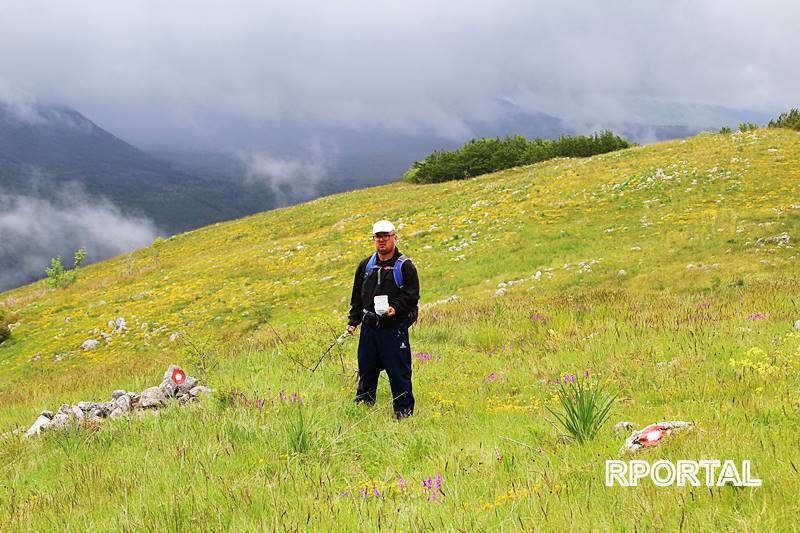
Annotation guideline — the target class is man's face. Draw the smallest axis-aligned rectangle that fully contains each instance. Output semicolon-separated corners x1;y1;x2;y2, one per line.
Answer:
373;232;396;254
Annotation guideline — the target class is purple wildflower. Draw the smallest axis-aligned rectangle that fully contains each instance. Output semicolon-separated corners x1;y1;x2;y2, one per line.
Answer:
372;487;381;497
583;370;589;378
338;490;349;497
748;312;767;321
421;472;443;502
359;488;367;498
414;352;432;362
256;398;264;410
485;373;498;383
398;476;407;490
530;313;547;322
278;390;287;401
546;379;552;386
568;374;576;382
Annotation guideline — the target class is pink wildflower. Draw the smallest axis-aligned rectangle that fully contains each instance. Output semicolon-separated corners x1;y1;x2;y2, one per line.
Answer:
414;352;432;362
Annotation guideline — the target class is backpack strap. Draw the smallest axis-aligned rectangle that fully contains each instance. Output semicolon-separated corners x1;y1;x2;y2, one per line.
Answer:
365;253;410;288
393;255;409;288
365;253;379;277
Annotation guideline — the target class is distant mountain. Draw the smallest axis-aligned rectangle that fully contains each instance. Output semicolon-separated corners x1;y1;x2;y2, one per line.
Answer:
0;103;282;234
0;103;285;291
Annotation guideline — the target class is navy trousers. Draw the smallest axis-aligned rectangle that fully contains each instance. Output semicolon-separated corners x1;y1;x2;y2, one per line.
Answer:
355;321;414;417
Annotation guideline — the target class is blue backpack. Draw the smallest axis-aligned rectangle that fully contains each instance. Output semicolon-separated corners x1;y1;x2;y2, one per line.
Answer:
365;253;410;288
364;253;418;325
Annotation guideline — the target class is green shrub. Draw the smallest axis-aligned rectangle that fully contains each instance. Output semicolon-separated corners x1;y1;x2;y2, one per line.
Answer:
738;122;759;132
768;108;800;130
0;309;17;345
45;247;87;288
45;256;68;287
404;130;631;184
546;374;617;444
719;126;732;134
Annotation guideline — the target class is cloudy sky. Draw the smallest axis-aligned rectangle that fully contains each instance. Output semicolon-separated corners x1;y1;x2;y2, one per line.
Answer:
1;0;797;150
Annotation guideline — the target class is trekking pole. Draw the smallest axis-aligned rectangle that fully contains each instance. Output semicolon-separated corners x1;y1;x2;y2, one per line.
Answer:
311;330;352;373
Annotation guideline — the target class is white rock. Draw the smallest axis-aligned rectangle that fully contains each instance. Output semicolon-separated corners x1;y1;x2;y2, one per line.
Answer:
159;379;178;398
50;413;71;429
25;415;52;437
77;401;97;412
81;339;100;351
189;385;212;398
140;386;167;408
111;389;127;400
112;317;127;333
618;269;627;276
177;375;199;396
795;319;800;330
113;394;131;413
128;392;141;408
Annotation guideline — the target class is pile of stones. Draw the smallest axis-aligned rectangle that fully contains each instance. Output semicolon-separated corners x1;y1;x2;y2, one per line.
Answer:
22;365;211;438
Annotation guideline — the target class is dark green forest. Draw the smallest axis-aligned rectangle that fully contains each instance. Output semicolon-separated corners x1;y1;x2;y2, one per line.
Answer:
404;130;631;184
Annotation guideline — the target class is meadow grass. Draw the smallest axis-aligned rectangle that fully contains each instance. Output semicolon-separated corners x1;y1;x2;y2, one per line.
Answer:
1;128;799;530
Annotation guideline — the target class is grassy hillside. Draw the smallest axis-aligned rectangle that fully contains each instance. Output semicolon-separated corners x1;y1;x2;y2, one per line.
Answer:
1;128;799;530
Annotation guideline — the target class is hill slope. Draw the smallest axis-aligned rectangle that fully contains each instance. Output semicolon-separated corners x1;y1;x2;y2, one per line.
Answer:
0;128;799;529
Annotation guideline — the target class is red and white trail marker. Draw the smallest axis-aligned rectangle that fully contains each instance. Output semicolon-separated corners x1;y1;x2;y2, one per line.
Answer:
171;367;186;385
639;424;666;447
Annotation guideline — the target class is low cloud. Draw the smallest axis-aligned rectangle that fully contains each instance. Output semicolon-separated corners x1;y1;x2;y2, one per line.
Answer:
1;1;796;150
238;145;328;202
0;179;159;292
1;99;93;131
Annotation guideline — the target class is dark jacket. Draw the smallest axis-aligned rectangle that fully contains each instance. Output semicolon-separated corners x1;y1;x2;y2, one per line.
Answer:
348;248;420;328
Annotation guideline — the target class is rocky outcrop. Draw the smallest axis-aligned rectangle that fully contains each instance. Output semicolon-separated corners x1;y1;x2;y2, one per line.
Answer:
19;365;211;438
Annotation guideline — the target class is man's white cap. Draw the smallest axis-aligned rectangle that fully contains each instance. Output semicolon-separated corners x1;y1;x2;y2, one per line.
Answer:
372;220;396;235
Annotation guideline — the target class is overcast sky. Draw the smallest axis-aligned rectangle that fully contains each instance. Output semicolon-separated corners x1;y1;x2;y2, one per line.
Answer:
1;0;798;150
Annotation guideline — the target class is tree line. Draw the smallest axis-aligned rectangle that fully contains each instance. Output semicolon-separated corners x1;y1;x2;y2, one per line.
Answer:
403;130;631;184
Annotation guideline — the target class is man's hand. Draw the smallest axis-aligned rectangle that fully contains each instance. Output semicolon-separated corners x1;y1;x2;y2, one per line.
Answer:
346;324;357;335
386;306;396;317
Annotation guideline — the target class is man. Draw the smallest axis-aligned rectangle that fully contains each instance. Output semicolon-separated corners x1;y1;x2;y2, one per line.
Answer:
346;220;420;418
